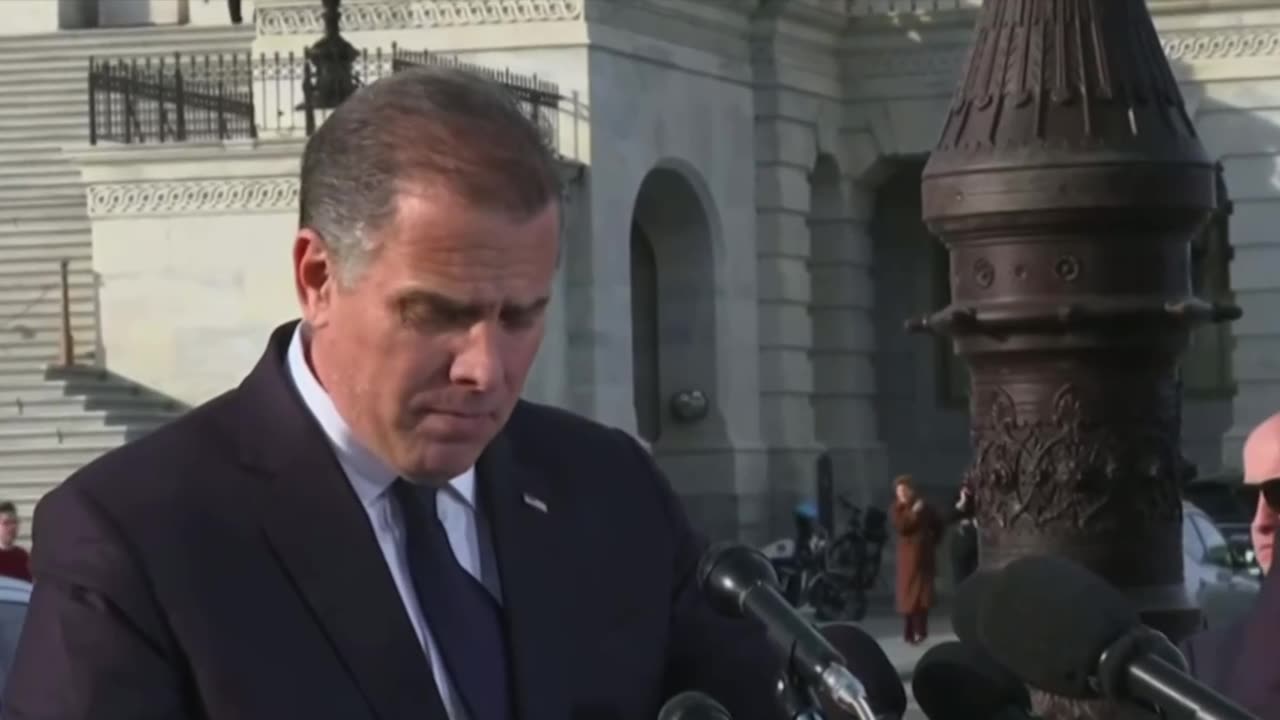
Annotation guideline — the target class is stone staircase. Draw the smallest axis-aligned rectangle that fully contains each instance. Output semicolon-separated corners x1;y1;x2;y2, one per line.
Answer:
0;23;254;541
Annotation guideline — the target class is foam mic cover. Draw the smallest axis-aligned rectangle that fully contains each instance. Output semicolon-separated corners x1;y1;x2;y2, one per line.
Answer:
817;622;908;719
950;569;998;650
912;641;1031;720
657;691;732;720
978;554;1139;698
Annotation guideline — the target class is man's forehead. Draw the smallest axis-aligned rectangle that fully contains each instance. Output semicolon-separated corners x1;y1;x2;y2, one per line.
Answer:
1244;417;1280;484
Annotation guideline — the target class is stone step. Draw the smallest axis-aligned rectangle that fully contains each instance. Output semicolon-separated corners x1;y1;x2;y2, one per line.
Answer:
0;234;90;253
0;74;85;91
0;25;251;51
0;277;93;300
0;319;97;344
0;113;83;130
4;44;256;70
0;126;84;143
0;349;96;371
0;329;97;351
0;203;89;222
0;173;84;190
0;89;85;108
0;203;84;225
0;418;163;446
0;145;71;162
0;99;87;119
0;423;137;447
0;217;92;235
0;382;173;407
0;453;110;483
0;239;91;262
0;293;95;315
0;161;79;179
0;442;118;467
0;404;176;428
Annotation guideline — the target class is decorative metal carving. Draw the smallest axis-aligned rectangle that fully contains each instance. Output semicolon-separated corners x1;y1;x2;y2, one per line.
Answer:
910;0;1242;685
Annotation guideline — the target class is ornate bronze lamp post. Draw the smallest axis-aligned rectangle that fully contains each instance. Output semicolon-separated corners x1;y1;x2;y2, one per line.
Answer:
302;0;359;132
911;1;1240;716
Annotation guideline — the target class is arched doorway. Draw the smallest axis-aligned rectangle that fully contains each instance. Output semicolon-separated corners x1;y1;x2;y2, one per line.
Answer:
628;165;728;531
630;221;661;443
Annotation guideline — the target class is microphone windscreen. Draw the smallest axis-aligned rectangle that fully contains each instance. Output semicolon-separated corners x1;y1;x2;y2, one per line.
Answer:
817;622;908;719
657;691;732;720
912;641;1030;720
979;555;1138;698
951;569;998;650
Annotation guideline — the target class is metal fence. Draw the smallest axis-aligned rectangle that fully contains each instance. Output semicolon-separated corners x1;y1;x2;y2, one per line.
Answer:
88;53;255;144
88;45;562;149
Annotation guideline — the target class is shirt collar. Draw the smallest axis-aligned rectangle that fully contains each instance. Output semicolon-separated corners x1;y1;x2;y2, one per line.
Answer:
284;323;476;509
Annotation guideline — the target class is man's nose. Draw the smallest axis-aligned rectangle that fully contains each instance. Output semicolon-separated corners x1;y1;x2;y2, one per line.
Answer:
1254;494;1278;531
450;322;503;391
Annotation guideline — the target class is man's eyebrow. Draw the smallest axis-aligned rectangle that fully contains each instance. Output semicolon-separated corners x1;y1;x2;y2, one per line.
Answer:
397;289;550;314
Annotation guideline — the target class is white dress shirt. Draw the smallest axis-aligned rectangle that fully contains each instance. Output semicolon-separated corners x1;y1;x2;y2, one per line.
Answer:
286;325;502;720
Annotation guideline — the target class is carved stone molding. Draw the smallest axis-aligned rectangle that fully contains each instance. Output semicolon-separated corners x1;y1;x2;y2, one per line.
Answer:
86;178;299;217
845;27;1280;79
257;0;585;35
1161;27;1280;62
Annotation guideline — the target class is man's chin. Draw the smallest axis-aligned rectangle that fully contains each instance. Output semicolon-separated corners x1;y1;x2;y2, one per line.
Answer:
397;442;486;483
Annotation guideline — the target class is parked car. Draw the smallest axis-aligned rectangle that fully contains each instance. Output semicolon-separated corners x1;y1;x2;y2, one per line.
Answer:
1183;500;1260;629
0;575;31;702
1184;474;1258;574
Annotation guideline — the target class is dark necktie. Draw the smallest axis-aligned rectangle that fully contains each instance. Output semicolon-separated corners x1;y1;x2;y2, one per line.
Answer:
393;479;514;720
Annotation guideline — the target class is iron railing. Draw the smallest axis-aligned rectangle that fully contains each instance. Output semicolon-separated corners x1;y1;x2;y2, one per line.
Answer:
89;53;256;144
88;45;562;149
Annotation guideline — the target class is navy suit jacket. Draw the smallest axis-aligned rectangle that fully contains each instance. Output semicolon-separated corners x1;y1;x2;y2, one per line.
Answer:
3;322;781;720
1180;572;1280;717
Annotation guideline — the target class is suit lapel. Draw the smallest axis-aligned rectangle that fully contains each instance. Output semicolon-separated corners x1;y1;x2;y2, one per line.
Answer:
479;429;573;720
240;323;448;720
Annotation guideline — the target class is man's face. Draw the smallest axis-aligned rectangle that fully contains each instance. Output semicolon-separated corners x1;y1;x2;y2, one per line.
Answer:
0;513;17;547
1251;486;1277;575
296;188;559;483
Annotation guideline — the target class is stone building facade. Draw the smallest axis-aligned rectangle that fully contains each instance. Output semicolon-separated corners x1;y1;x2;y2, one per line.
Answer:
9;0;1280;545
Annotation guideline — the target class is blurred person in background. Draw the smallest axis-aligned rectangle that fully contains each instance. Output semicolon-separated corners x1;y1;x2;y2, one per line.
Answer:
890;474;941;645
0;502;29;582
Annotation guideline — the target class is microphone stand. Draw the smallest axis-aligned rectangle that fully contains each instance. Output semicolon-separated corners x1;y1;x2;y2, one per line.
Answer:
775;667;826;720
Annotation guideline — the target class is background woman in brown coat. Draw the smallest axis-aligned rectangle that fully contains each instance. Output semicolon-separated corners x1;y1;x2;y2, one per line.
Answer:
890;474;941;644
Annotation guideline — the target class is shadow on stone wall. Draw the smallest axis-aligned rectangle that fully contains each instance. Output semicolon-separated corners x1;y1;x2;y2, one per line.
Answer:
42;364;189;444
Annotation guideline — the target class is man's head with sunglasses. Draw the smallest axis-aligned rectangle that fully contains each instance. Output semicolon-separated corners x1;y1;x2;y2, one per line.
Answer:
1242;413;1280;574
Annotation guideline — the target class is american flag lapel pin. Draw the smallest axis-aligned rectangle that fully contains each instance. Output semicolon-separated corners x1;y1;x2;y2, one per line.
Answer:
522;492;549;514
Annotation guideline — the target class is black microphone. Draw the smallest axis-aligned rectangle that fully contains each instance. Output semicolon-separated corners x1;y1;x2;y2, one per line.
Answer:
817;623;908;719
697;543;876;720
979;554;1258;720
912;641;1035;720
657;691;732;720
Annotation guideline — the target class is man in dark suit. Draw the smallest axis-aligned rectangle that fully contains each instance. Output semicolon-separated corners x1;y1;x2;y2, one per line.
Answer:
4;66;781;720
1180;413;1279;714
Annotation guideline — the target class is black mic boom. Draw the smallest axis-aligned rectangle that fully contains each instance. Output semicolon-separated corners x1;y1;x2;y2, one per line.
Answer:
979;555;1258;720
697;543;876;720
657;691;732;720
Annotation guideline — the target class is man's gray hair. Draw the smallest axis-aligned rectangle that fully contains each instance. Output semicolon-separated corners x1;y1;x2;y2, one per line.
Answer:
298;65;562;284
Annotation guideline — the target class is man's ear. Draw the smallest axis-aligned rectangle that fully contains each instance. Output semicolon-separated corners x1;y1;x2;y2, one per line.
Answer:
294;228;337;329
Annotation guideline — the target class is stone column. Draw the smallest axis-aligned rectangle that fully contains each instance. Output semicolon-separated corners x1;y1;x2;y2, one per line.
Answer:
754;106;824;536
810;179;887;509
